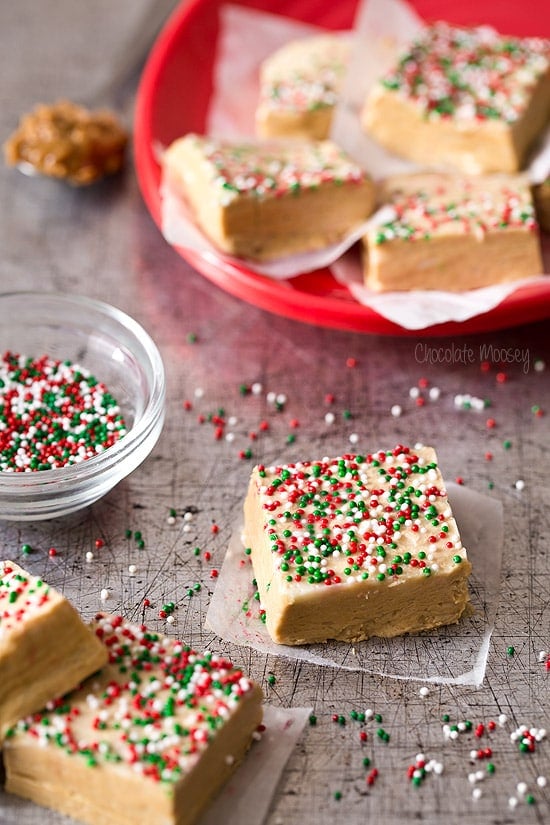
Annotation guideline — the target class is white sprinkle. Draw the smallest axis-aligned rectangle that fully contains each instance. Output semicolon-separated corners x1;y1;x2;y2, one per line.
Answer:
349;433;359;445
515;479;525;491
517;781;527;796
276;394;287;405
534;359;546;372
391;404;402;417
537;776;547;788
508;797;518;809
433;762;443;775
409;387;420;399
227;416;238;426
251;383;262;395
194;387;204;399
128;564;137;575
266;391;276;403
429;386;441;401
468;772;477;784
419;686;430;698
225;432;235;442
416;752;425;762
166;615;175;625
225;754;235;765
167;516;176;526
498;714;508;726
470;750;478;760
183;524;191;533
538;650;547;662
100;588;110;602
365;708;374;719
472;788;482;800
324;412;335;424
252;731;262;741
184;512;193;522
86;551;94;562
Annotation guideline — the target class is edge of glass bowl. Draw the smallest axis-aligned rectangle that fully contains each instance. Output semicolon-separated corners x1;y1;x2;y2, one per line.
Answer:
0;292;166;510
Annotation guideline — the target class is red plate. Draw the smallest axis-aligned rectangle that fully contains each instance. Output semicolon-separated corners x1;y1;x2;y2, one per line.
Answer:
134;0;550;336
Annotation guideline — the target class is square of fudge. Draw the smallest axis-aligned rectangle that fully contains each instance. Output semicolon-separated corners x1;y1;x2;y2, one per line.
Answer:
255;34;350;140
363;172;543;292
4;613;263;825
361;22;550;174
163;134;375;261
0;560;107;740
243;446;472;646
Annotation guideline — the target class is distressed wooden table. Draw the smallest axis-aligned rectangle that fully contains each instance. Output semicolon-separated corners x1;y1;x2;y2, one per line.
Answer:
1;2;549;824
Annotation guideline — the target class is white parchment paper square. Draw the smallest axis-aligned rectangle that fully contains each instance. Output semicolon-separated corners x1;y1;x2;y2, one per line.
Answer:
200;705;311;825
206;483;502;687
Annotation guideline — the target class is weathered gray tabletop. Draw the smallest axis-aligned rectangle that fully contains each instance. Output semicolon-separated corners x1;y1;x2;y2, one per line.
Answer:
1;2;549;823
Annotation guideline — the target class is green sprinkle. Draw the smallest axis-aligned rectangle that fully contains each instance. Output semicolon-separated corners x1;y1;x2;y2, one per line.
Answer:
309;714;317;726
507;645;515;656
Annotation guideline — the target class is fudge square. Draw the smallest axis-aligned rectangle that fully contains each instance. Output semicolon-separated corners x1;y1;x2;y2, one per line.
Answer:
4;613;263;825
243;446;472;646
362;22;550;174
363;172;542;292
0;560;107;740
255;34;350;140
163;134;375;261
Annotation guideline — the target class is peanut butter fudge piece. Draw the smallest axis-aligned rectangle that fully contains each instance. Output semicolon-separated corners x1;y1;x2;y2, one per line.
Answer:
533;178;550;232
4;613;263;825
362;23;550;174
244;446;472;646
0;560;107;740
363;172;542;292
163;134;375;261
255;34;350;140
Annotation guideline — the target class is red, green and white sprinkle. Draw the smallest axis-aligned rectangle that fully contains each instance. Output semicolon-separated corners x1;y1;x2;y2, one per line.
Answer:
0;561;51;636
254;444;463;588
380;22;550;124
185;135;367;206
258;35;349;117
374;180;537;245
0;352;126;472
6;613;259;787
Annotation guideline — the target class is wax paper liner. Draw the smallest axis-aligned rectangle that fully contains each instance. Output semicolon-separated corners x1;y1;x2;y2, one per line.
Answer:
206;483;502;687
331;242;550;330
200;705;311;825
0;705;311;825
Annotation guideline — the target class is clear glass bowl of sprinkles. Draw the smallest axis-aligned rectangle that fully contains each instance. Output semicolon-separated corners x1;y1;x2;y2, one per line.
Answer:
0;292;165;520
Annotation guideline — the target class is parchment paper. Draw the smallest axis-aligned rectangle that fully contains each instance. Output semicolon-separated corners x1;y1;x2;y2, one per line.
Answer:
200;705;311;825
206;483;503;687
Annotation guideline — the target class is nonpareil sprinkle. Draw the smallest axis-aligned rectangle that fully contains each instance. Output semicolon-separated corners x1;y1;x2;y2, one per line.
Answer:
0;352;126;472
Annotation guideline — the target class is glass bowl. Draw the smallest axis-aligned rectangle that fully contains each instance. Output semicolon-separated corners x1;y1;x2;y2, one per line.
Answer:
0;292;165;520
